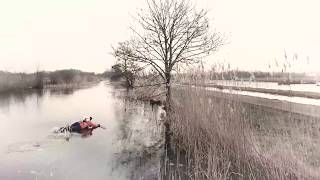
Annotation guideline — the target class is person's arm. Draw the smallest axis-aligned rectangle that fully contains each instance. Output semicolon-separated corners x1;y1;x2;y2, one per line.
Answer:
99;124;106;129
86;121;99;129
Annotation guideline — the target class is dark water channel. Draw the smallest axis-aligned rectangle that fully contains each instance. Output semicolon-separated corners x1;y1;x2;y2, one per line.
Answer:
0;81;164;180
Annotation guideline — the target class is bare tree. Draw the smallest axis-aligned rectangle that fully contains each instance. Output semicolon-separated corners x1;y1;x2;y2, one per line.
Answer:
115;0;223;105
114;0;223;158
113;41;146;88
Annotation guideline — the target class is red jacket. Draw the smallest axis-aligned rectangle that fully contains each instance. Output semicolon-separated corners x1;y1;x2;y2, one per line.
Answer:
79;121;98;129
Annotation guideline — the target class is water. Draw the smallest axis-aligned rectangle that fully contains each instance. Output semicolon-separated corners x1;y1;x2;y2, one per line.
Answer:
0;81;163;180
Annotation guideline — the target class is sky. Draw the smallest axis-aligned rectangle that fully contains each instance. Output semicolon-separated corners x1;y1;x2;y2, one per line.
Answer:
0;0;319;73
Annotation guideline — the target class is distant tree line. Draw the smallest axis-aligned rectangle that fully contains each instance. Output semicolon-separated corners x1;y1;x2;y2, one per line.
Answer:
48;69;97;85
0;69;99;93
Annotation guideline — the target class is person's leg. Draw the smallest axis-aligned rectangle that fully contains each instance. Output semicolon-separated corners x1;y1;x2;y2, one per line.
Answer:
58;126;67;133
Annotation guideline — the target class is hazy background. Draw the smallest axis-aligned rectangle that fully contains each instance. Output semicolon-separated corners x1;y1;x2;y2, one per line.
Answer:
0;0;319;73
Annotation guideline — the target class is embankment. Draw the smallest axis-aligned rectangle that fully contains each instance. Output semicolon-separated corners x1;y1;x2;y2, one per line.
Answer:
205;87;320;118
180;82;320;99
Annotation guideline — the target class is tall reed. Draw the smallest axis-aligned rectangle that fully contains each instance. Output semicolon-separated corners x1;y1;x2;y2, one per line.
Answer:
167;85;319;179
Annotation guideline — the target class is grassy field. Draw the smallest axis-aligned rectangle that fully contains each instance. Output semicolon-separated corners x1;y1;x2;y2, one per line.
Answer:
164;86;320;180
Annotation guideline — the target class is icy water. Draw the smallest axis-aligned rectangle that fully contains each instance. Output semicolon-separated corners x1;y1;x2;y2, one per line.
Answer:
0;81;163;180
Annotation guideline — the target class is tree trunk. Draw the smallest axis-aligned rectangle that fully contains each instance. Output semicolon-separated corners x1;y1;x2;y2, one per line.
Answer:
164;73;173;160
165;71;171;109
165;82;171;110
162;72;176;179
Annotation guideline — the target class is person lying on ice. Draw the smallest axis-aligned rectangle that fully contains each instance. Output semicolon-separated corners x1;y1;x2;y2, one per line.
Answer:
70;116;99;132
57;116;105;133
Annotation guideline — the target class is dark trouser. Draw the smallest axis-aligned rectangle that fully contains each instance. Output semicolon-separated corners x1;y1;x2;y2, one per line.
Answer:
70;122;81;132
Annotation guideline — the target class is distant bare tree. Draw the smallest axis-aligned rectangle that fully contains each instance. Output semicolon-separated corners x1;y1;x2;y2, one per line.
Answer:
115;0;223;106
113;41;147;88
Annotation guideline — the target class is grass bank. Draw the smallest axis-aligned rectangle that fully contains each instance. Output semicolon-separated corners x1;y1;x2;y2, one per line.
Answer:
164;86;320;180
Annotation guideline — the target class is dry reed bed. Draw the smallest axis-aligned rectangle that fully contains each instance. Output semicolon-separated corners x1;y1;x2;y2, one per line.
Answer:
168;86;320;180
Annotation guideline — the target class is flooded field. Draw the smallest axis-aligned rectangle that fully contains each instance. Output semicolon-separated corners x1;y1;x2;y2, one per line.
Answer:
0;81;163;180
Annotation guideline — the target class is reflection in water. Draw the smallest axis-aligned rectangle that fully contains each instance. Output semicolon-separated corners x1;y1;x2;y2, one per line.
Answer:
77;128;95;138
0;86;81;112
0;90;44;111
49;88;75;96
0;85;93;113
113;96;165;180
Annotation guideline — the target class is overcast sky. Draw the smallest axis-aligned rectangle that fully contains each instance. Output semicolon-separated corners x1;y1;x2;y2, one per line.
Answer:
0;0;319;73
